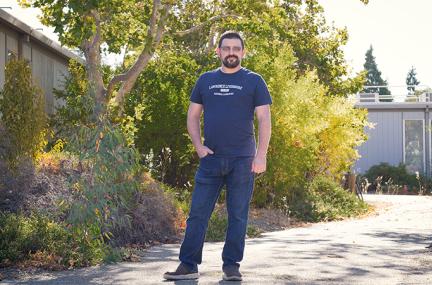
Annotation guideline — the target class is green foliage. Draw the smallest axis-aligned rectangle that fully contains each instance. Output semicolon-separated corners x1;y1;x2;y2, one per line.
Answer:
52;59;93;135
18;1;374;238
285;176;369;222
364;163;418;189
0;120;149;267
162;184;192;214
173;0;365;97
125;48;202;187
63;118;180;247
0;59;47;165
20;0;368;126
205;207;260;242
316;97;369;177
249;44;368;206
65;120;141;234
0;212;113;267
20;0;154;54
205;210;228;242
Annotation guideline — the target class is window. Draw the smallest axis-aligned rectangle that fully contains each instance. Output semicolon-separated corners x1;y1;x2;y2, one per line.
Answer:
404;120;424;173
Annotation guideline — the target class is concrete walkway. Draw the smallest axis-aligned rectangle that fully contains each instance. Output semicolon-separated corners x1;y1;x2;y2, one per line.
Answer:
2;194;432;284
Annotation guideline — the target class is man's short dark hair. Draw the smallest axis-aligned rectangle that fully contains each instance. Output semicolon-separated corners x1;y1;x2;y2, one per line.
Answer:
218;31;244;49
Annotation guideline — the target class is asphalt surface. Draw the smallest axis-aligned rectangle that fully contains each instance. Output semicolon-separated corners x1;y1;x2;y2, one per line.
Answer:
2;194;432;284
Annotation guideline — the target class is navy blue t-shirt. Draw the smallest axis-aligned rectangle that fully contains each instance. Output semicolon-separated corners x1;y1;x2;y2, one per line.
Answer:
190;67;272;157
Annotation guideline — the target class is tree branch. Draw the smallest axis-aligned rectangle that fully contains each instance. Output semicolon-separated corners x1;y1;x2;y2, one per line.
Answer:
106;5;238;108
122;43;129;69
174;14;241;37
90;10;102;48
112;3;171;106
84;9;106;114
206;25;218;53
106;0;161;100
154;5;170;44
106;1;173;107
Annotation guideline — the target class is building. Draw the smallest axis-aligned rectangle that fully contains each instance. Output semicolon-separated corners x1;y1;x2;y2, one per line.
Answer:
354;91;432;176
0;8;82;113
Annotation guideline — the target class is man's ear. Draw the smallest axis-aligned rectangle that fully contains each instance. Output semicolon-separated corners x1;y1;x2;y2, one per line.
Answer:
242;49;247;58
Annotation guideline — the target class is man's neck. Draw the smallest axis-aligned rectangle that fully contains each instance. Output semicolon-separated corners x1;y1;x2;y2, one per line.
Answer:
220;65;242;74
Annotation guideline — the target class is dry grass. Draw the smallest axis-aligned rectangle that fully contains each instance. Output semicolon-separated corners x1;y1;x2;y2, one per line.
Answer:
110;172;180;246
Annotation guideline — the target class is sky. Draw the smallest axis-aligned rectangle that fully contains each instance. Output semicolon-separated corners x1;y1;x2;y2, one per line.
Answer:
320;0;432;96
3;0;432;96
0;1;57;40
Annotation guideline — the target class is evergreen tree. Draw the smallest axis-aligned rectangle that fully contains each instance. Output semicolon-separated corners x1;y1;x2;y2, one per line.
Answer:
406;66;420;94
0;59;47;165
363;45;391;99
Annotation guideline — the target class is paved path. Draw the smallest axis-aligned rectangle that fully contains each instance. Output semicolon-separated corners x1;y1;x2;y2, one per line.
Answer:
2;194;432;284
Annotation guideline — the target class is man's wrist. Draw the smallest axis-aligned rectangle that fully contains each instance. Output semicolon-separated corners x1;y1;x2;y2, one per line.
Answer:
192;140;204;149
255;152;267;159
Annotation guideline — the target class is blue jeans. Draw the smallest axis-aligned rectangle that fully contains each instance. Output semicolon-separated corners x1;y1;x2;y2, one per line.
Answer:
179;155;255;271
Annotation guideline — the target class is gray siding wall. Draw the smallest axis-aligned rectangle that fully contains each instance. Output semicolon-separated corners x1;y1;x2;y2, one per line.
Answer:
0;23;69;114
22;41;31;61
354;110;429;174
354;111;403;173
32;45;55;112
6;33;18;56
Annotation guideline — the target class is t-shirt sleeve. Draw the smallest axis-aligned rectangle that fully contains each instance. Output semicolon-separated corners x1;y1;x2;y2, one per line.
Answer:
190;76;203;104
254;75;272;107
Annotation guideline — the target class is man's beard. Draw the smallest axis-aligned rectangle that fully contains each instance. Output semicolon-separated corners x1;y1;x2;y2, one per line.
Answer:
222;55;240;68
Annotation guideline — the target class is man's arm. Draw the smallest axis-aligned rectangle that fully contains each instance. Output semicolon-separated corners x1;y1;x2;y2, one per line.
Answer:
252;104;271;173
187;102;214;158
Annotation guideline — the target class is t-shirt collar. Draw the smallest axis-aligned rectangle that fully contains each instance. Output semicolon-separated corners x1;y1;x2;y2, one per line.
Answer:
217;67;244;75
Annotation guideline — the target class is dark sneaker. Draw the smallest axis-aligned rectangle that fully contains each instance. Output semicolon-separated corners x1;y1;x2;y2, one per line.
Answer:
163;263;199;280
222;266;242;281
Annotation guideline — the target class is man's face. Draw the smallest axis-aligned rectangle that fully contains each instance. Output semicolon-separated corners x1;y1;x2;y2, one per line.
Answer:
217;38;245;68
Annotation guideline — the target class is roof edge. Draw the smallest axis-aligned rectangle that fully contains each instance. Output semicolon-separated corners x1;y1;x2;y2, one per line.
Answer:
0;8;84;64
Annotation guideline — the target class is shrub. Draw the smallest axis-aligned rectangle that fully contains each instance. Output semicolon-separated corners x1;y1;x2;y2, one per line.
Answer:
65;120;141;233
0;126;35;213
249;44;369;207
125;48;200;188
205;206;261;242
206;209;228;242
64;120;181;249
0;59;47;165
111;173;179;246
285;176;369;222
0;212;112;268
364;163;418;190
51;59;93;138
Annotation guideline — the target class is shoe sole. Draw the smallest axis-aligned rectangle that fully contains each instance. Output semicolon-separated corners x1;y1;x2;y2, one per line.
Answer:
163;273;199;280
223;273;242;281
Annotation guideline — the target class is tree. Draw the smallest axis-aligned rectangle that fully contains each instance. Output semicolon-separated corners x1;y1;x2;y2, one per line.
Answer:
247;43;369;207
20;0;370;120
363;45;391;98
170;0;366;97
24;0;371;194
0;59;47;165
20;0;242;118
406;66;420;94
125;47;200;187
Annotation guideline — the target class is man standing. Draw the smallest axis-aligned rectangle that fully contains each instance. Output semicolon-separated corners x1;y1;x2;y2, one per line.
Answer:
164;31;272;281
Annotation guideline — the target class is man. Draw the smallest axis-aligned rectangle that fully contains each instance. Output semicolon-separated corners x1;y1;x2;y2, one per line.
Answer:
163;31;272;281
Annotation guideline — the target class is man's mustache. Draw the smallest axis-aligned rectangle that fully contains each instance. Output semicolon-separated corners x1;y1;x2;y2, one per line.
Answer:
225;55;239;60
